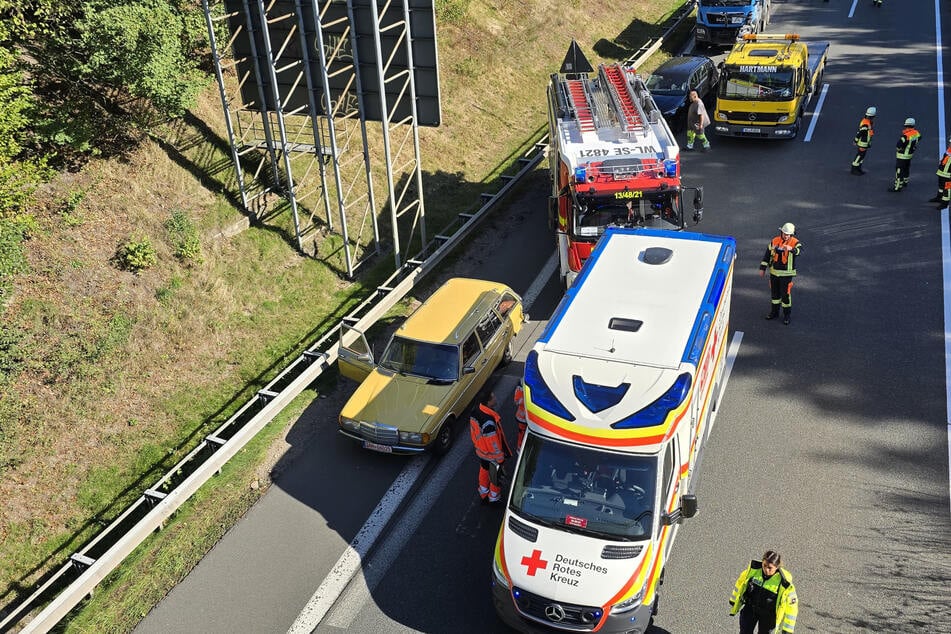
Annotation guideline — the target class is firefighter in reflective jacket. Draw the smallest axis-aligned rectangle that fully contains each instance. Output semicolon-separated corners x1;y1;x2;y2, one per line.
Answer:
930;137;951;211
513;383;527;451
760;223;801;325
850;106;875;175
470;390;507;503
730;550;798;634
888;117;920;192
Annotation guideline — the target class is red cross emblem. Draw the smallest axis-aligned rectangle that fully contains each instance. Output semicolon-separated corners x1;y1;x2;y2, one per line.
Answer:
521;549;549;577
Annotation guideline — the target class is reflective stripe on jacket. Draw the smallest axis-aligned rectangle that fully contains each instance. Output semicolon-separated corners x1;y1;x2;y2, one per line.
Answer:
514;384;527;423
854;117;874;148
896;127;920;159
730;560;799;633
469;404;504;463
761;235;800;277
937;148;951;178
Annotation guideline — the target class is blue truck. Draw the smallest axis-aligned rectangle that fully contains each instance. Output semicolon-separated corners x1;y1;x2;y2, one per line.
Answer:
695;0;771;48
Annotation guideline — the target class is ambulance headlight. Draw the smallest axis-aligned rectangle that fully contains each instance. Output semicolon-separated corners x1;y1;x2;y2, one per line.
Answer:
777;114;789;123
611;586;645;613
715;111;727;121
492;557;510;589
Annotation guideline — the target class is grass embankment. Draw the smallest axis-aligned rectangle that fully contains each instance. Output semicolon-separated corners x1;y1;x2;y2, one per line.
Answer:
0;1;692;630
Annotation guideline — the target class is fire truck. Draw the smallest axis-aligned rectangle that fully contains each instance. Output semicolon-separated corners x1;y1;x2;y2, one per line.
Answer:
547;42;703;287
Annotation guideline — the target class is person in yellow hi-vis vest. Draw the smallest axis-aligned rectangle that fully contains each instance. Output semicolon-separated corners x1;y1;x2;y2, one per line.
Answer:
730;550;799;633
760;223;801;325
888;117;920;192
930;136;951;211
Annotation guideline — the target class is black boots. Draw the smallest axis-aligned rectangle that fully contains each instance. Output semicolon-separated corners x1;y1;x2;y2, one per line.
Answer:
766;307;790;325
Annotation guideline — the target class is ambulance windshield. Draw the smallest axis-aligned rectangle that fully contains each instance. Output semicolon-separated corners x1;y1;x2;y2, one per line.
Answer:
510;434;657;541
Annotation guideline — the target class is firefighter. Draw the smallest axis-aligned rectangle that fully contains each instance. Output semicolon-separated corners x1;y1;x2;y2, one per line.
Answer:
760;223;801;325
513;382;527;451
851;106;875;175
929;136;951;211
730;550;799;634
888;117;920;192
469;389;507;503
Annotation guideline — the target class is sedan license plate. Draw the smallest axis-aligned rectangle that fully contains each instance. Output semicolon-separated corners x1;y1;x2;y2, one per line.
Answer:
742;127;760;133
363;441;393;453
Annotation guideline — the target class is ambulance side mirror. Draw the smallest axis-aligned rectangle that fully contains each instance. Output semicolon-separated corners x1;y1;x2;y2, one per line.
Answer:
682;494;698;519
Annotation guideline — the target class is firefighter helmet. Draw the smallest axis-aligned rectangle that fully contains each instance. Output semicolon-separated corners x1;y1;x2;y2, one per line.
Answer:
865;106;877;117
780;222;795;235
904;117;916;127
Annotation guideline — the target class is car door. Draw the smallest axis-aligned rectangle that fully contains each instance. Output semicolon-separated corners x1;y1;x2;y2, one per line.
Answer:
338;323;376;383
458;331;489;411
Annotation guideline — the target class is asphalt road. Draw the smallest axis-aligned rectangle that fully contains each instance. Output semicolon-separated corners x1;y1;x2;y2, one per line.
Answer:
137;1;951;633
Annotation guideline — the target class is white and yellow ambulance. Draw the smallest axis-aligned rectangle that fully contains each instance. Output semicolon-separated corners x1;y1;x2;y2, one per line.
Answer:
492;227;735;633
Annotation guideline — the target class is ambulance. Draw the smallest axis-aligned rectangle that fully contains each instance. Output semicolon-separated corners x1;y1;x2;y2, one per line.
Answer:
491;227;736;633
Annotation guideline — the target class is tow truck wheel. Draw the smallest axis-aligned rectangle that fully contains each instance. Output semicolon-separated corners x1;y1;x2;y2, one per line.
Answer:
433;416;456;455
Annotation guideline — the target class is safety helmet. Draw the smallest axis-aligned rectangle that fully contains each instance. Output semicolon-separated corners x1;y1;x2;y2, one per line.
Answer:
904;117;916;127
865;106;876;117
780;222;795;235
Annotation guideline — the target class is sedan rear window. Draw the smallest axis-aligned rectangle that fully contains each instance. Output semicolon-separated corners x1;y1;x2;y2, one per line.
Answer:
379;336;459;381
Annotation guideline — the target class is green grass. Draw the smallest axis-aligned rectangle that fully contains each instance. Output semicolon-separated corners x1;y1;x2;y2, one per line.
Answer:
0;1;694;630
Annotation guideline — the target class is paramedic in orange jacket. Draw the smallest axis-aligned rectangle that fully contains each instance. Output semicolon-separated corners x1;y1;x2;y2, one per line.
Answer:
469;390;507;503
513;383;527;451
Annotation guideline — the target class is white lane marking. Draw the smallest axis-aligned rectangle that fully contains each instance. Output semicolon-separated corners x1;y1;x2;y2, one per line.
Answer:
724;331;744;386
287;455;427;633
803;84;829;143
848;0;858;19
936;0;947;156
935;0;951;518
324;376;519;629
943;208;951;518
289;259;558;632
522;250;558;311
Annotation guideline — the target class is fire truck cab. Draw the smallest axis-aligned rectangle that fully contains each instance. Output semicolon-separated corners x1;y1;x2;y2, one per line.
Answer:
547;43;703;287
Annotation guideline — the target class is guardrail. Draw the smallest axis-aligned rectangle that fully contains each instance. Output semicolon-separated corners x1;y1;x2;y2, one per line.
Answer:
0;3;696;630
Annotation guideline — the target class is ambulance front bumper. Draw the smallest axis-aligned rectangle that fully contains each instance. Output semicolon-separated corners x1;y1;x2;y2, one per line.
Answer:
491;578;655;634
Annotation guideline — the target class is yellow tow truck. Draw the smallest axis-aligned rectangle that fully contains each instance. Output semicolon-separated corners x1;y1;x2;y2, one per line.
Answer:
713;33;829;140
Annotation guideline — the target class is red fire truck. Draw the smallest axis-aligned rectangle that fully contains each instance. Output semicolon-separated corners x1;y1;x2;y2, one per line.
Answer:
548;42;703;286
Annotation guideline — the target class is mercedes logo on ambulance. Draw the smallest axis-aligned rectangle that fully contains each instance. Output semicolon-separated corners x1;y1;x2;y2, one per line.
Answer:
545;603;567;622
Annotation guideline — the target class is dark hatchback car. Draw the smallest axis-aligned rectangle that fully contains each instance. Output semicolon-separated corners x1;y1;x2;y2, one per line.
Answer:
645;55;720;131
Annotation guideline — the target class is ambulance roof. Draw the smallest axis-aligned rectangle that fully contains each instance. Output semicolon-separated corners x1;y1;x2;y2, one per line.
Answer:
538;228;734;369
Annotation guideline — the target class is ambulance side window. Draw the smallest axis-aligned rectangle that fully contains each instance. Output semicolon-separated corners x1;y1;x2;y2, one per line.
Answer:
662;444;675;504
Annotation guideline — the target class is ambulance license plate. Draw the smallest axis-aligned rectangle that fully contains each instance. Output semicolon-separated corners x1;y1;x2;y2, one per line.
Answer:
364;441;393;453
742;127;760;133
